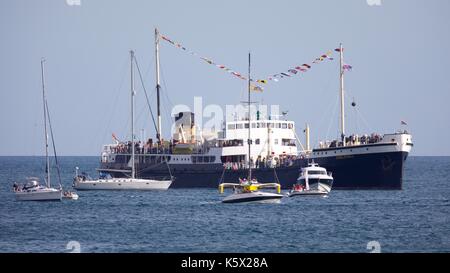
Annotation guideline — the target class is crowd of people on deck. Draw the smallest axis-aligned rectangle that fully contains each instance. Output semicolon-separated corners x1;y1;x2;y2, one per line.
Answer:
222;154;298;170
322;133;383;148
111;138;174;154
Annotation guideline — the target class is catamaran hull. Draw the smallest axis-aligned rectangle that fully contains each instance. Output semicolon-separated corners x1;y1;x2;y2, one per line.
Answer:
222;192;283;203
15;190;62;201
73;179;171;190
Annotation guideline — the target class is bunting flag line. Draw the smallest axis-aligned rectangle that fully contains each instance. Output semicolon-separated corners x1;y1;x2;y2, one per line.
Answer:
159;33;340;89
160;33;248;81
255;49;336;83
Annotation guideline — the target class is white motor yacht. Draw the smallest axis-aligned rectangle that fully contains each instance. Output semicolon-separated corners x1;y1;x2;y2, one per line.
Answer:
287;162;333;197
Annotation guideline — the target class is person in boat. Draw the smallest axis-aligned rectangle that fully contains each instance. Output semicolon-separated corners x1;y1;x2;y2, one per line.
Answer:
239;178;247;184
12;182;19;192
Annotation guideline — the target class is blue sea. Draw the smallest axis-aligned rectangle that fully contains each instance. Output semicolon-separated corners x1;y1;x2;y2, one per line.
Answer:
0;156;449;253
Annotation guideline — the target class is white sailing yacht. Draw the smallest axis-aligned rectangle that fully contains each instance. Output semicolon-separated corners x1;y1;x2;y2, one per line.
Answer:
13;59;62;201
73;50;172;190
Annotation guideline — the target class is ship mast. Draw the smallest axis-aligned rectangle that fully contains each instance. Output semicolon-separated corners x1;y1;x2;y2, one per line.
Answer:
155;28;162;143
339;43;346;146
247;53;252;180
40;58;51;188
130;50;136;179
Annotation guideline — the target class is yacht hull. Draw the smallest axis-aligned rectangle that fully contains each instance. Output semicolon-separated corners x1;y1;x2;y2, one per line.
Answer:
73;178;171;190
222;192;283;203
15;189;62;201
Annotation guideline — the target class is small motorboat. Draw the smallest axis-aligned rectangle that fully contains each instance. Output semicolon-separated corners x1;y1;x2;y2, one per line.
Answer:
287;162;333;197
63;191;79;200
219;178;283;204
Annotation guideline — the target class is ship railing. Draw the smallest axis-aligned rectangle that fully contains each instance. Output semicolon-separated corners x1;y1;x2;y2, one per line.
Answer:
222;155;299;171
106;145;213;155
319;133;384;149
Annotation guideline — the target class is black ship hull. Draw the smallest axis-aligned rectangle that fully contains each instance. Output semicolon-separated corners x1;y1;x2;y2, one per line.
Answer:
311;151;408;190
100;150;408;190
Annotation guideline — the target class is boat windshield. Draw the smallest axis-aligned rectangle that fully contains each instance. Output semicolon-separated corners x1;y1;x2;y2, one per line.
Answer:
307;170;327;175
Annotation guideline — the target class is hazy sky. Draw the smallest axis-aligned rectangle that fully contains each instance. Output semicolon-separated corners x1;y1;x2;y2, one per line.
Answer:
1;0;449;156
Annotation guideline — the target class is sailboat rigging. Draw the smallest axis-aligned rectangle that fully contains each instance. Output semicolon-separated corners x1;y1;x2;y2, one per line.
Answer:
218;53;283;203
13;59;63;201
73;49;173;190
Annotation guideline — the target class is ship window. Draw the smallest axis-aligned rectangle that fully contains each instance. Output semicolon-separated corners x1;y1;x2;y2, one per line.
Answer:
251;123;256;128
228;124;235;130
236;124;243;129
282;139;296;146
288;123;293;129
198;156;203;163
203;156;209;163
256;122;261;128
268;123;274;128
274;139;279;145
276;123;281;128
282;123;287;129
244;123;249;129
261;123;267;128
255;139;260;145
210;156;215;162
192;156;197;163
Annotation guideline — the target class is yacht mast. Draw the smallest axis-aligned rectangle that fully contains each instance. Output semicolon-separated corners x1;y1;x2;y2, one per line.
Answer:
247;53;252;180
339;43;346;146
155;28;162;143
130;50;136;179
40;58;51;187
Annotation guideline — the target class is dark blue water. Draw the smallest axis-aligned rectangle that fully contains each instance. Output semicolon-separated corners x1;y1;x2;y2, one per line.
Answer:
0;156;449;253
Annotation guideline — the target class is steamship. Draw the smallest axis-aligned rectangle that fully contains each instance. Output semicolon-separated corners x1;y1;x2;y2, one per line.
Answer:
96;30;413;190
